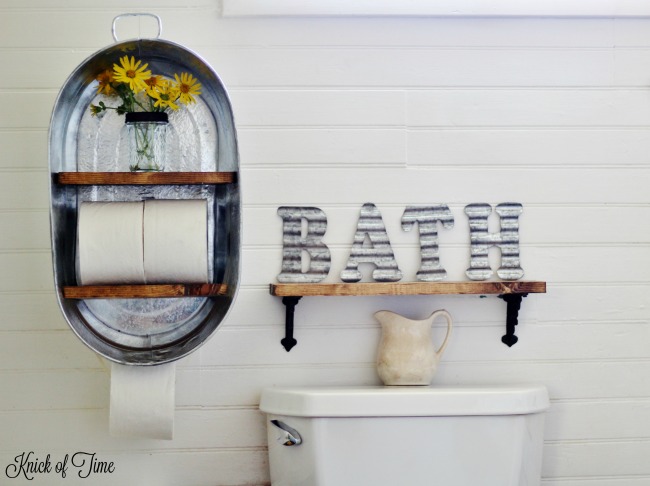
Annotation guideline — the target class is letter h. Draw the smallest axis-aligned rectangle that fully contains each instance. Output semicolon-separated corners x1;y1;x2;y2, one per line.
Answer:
465;203;524;281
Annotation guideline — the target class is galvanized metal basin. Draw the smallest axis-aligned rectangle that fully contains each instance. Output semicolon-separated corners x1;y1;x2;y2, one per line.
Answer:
49;39;240;365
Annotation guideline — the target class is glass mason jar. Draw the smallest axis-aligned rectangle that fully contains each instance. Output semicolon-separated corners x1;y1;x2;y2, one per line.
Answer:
125;112;169;172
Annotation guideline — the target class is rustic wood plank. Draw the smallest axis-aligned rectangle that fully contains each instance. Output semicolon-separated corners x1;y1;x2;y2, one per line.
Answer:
56;172;237;185
63;283;228;299
270;281;546;297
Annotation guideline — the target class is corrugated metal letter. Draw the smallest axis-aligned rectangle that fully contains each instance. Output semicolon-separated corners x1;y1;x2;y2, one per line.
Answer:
277;207;331;283
402;205;454;281
465;202;524;281
340;203;403;282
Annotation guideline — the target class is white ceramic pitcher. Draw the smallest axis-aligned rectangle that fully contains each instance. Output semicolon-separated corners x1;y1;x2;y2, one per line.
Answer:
375;309;453;386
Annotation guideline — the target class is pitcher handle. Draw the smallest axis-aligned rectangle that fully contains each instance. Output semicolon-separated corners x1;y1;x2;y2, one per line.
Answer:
431;309;453;356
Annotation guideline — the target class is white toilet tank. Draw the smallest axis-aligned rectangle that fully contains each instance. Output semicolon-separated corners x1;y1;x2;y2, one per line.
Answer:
260;385;549;486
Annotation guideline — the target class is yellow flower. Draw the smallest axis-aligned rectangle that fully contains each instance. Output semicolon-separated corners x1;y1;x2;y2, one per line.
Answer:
173;72;201;104
144;75;163;89
148;80;180;111
113;55;151;92
95;69;115;96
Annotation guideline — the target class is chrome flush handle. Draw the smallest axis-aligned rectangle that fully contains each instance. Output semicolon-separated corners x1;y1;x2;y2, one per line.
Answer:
270;419;302;446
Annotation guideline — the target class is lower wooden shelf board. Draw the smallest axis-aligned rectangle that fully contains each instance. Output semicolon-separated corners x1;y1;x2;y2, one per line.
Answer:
63;283;228;299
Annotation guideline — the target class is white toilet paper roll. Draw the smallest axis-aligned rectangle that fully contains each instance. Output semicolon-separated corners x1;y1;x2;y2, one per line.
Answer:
109;362;176;440
77;202;145;285
143;199;209;283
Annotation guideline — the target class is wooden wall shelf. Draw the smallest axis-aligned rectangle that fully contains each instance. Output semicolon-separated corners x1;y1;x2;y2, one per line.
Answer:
63;283;228;299
270;281;546;351
56;171;237;185
271;281;545;297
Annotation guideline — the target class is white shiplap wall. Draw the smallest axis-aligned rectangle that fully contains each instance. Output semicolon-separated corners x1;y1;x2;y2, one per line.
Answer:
1;1;649;485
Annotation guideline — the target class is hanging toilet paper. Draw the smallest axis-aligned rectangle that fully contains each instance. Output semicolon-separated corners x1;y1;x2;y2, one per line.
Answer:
109;362;176;440
143;199;209;283
77;202;146;285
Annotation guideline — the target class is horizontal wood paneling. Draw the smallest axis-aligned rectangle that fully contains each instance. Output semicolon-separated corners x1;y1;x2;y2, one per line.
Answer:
240;168;649;204
407;89;650;127
194;47;644;89
0;210;50;250
0;408;266;452
408;128;650;166
221;0;650;18
0;292;68;331
230;89;406;127
0;370;108;410
0;130;48;169
0;92;55;129
545;399;650;441
543;440;650;477
6;47;650;90
0;331;100;370
543;478;650;486
1;6;649;486
238;128;406;166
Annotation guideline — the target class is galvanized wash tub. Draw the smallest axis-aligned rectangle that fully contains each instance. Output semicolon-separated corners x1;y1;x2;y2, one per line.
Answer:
49;37;240;365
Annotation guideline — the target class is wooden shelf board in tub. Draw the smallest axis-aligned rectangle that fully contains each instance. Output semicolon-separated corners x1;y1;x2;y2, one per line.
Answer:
63;283;228;299
57;171;237;185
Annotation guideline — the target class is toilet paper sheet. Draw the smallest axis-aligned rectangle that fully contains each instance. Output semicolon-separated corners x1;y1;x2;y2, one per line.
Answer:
109;362;176;440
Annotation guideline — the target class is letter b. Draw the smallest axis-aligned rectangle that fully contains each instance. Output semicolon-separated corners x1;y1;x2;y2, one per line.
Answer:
277;207;331;283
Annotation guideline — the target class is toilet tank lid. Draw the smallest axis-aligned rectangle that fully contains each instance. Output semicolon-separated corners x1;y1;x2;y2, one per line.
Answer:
259;385;549;417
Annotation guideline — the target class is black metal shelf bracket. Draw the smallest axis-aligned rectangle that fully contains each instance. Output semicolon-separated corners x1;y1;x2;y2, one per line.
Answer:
498;293;528;347
280;296;301;352
277;288;536;351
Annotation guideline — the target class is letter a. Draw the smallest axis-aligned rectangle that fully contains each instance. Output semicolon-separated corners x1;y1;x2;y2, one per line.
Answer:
277;207;331;283
340;203;403;282
465;202;524;281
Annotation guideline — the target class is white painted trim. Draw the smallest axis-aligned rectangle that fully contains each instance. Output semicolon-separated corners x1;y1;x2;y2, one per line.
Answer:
221;0;650;18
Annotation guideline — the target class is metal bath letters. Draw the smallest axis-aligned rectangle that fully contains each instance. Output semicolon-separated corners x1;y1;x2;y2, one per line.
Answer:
277;202;525;283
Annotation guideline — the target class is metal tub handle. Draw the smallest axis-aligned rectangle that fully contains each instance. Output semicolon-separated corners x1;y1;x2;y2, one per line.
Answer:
112;13;162;42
